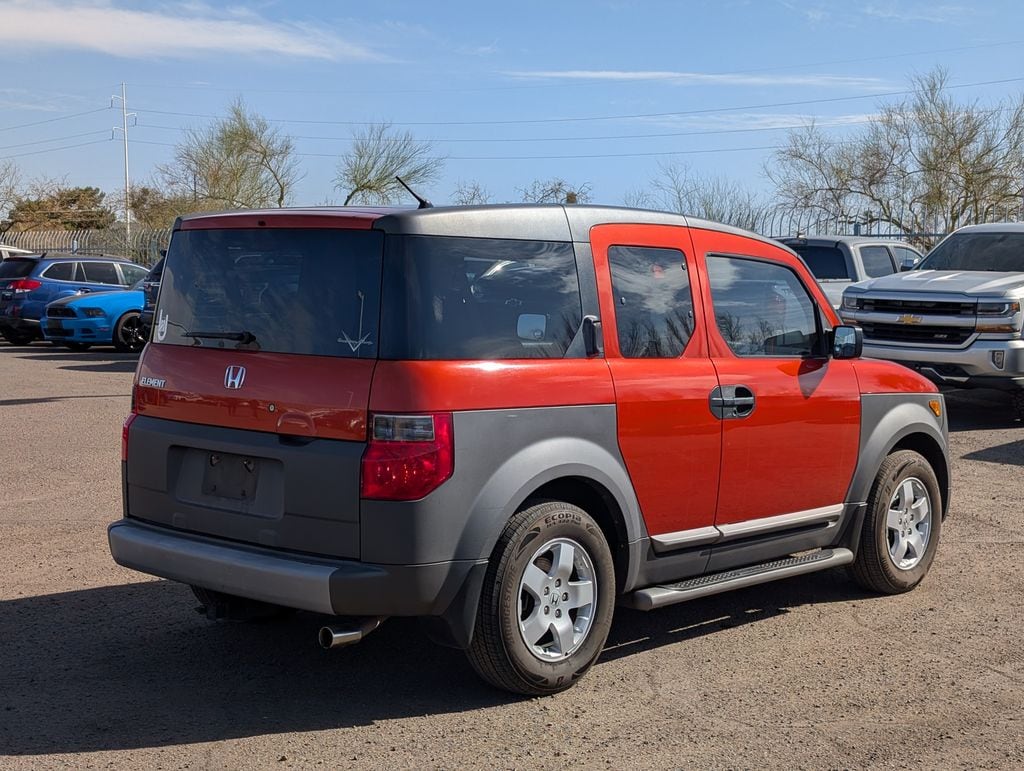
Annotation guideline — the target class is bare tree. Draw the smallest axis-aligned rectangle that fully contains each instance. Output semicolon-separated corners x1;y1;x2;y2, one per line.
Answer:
451;179;492;205
517;177;592;204
767;68;1024;245
335;122;444;206
0;161;22;229
159;99;301;209
627;162;767;230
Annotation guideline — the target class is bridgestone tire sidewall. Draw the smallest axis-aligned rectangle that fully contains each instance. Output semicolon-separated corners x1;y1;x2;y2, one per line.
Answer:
867;452;943;591
498;506;615;692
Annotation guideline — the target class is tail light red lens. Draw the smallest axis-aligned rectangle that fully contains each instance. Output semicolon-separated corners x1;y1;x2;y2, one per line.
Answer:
121;412;137;462
10;279;42;293
360;413;454;501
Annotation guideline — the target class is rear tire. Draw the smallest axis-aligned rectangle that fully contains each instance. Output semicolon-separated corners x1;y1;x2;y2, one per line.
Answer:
114;311;145;353
190;585;293;622
850;450;942;594
65;342;91;352
466;500;615;696
3;330;35;346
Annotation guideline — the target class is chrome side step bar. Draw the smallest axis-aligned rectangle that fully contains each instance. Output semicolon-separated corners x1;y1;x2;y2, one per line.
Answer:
622;548;854;611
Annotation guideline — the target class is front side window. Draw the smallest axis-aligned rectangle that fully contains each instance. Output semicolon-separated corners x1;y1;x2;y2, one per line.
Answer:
381;235;582;360
859;245;896;277
82;261;121;285
120;264;148;285
608;245;694;358
706;255;822;358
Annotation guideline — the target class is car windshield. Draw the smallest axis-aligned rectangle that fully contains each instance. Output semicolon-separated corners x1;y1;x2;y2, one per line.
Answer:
917;232;1024;272
0;258;37;279
788;245;850;280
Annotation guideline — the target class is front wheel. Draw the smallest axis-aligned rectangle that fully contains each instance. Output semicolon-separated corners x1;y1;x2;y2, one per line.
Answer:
466;500;616;696
113;311;145;353
850;450;942;594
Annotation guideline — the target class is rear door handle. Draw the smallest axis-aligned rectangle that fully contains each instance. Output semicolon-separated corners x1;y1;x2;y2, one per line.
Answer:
709;385;756;420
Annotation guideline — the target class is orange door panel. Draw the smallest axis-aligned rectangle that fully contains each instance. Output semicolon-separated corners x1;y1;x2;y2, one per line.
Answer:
590;224;722;538
687;227;860;525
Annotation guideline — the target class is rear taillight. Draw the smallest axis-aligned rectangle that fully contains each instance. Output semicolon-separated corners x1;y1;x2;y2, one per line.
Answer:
122;411;137;462
10;279;42;294
360;413;454;501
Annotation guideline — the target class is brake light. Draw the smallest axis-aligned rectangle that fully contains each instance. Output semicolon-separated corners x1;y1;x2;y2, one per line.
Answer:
9;279;42;294
360;413;454;501
122;411;137;462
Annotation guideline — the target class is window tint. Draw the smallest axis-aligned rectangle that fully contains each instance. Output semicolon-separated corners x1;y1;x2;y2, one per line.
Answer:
156;228;383;358
706;255;822;358
919;232;1024;272
891;245;921;266
42;262;75;281
859;245;896;277
120;264;148;285
0;259;37;279
381;236;582;360
608;245;693;358
82;261;121;284
788;245;850;280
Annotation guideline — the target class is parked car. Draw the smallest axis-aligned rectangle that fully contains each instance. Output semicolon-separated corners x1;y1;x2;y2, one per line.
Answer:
42;283;146;352
139;255;164;340
0;243;33;261
110;205;949;696
0;253;149;346
839;222;1024;420
778;235;924;308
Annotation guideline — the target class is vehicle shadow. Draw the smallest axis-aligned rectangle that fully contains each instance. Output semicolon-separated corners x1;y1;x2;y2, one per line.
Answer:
0;570;867;756
0;394;127;407
962;438;1024;466
59;360;139;374
944;389;1021;433
9;351;139;363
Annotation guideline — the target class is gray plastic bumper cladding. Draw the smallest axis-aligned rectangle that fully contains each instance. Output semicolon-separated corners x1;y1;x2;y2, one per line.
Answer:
108;519;486;619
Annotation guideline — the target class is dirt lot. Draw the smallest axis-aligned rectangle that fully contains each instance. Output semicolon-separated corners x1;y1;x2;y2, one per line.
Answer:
1;343;1022;770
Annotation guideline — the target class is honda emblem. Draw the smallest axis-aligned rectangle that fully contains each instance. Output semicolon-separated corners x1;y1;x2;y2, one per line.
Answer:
224;365;246;390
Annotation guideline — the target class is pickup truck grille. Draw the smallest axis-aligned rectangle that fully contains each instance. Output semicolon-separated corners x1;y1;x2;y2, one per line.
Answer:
855;298;976;316
860;322;973;345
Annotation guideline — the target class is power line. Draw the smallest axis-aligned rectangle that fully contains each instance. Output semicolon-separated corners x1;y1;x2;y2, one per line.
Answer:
122;38;1024;96
0;139;112;161
0;107;110;134
0;130;111;152
130;75;1024;128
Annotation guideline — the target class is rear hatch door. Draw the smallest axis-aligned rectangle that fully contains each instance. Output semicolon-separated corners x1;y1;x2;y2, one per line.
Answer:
128;224;383;558
0;258;39;315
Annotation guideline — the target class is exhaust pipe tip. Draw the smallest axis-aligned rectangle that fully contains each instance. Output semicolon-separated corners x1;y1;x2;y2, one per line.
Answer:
319;617;386;650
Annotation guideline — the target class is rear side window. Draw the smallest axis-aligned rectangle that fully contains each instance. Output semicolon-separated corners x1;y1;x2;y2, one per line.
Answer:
381;235;582;360
42;262;75;281
0;259;37;279
788;245;850;280
608;245;694;358
156;228;383;358
859;245;896;277
706;255;822;358
82;261;121;285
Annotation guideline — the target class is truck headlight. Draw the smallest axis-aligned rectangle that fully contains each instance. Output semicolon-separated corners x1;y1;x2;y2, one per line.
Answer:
976;300;1022;333
977;301;1020;316
841;295;859;311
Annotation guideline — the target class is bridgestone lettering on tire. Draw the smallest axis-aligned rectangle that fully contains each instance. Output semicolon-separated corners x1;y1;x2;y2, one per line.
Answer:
467;500;615;696
851;450;942;594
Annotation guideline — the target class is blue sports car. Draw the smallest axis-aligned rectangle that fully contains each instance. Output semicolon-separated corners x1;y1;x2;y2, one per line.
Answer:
42;284;146;352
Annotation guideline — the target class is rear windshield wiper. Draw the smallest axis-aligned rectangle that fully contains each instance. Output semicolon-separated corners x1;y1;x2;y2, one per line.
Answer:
185;330;258;345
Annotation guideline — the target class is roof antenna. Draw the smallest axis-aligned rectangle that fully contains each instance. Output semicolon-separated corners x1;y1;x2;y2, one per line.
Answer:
395;176;433;209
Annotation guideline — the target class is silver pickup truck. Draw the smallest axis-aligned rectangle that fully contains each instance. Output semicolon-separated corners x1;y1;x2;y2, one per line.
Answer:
839;223;1024;420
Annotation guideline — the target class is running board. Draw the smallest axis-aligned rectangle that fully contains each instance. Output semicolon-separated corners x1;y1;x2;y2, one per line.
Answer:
622;548;855;611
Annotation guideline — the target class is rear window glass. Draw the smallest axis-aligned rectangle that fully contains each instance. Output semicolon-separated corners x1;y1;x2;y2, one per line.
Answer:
918;232;1024;272
0;259;37;279
381;235;583;360
155;228;383;358
42;262;75;281
788;245;850;280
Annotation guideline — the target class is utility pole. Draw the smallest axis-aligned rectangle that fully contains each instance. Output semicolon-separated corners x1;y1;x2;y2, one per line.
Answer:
112;83;135;253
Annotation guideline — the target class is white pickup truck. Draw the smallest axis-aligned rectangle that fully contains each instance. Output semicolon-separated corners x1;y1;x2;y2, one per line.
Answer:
839;223;1024;420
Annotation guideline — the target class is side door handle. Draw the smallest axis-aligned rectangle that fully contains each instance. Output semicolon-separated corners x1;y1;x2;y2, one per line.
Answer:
709;385;757;420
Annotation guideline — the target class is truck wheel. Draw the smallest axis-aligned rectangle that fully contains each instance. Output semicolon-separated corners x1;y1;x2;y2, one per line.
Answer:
190;585;293;622
850;450;942;594
466;500;615;696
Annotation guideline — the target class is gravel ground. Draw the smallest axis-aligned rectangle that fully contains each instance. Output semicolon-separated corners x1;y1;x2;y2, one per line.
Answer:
1;343;1022;770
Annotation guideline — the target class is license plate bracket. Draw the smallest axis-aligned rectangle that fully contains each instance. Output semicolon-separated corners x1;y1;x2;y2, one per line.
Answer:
201;452;260;500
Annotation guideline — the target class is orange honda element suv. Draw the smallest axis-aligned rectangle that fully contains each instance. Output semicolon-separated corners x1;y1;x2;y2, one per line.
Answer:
110;205;949;695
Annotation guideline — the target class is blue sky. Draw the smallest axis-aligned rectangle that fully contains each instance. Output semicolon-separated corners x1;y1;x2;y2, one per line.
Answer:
1;0;1022;209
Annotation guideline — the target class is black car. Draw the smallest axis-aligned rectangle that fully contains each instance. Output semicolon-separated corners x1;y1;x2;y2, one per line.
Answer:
139;256;164;339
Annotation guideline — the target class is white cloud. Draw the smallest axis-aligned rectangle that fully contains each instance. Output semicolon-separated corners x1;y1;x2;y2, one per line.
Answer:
0;1;386;61
635;112;879;132
862;4;966;23
502;70;889;90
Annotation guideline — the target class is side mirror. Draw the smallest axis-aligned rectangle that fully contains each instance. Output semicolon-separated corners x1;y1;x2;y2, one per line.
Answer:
832;324;863;359
899;257;919;272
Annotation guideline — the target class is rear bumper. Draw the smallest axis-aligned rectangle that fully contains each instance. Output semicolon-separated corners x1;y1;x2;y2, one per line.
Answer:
108;519;487;618
0;316;40;332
